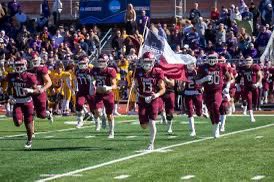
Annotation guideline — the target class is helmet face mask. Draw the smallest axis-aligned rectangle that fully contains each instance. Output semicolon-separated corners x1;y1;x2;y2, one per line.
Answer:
32;57;41;67
78;57;89;70
141;52;155;71
141;58;154;71
95;54;109;69
208;56;218;66
14;59;27;73
245;57;253;68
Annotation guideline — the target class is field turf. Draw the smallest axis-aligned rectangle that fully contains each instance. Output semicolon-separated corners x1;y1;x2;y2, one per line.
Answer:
0;114;273;182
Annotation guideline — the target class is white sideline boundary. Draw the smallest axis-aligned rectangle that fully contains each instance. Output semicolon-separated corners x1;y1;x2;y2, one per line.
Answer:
36;123;274;182
0;119;138;139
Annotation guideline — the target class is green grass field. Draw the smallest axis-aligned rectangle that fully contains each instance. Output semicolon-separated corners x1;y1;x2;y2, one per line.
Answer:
0;114;273;182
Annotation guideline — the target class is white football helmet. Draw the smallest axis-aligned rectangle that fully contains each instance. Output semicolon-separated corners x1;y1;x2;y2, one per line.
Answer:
141;52;155;71
78;55;89;70
95;54;109;69
244;56;253;68
207;54;218;66
14;58;27;73
31;52;41;67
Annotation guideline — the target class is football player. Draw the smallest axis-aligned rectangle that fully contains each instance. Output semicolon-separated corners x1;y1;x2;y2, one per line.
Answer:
7;58;39;149
184;62;203;136
134;52;166;150
29;52;53;123
75;55;96;128
236;56;262;122
196;54;231;138
90;54;117;139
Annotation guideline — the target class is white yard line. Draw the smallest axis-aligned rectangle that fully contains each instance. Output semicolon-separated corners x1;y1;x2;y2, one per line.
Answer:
251;175;265;180
36;123;274;182
0;126;93;139
113;175;130;179
0;119;136;139
181;175;195;180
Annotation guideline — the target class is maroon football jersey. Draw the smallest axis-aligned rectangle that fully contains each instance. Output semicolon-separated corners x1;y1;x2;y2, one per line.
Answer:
76;68;93;95
29;66;48;85
262;67;271;84
135;67;164;97
91;67;116;87
184;69;202;95
198;63;228;92
7;72;37;99
238;64;260;88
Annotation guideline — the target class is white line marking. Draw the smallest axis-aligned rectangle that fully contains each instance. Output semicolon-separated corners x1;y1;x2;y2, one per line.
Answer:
35;123;274;182
126;136;137;139
255;136;264;139
0;119;137;139
40;174;82;177
229;114;274;117
44;136;54;139
181;175;195;180
114;175;130;179
0;126;94;139
64;121;78;125
251;175;265;180
167;136;177;139
156;149;173;153
85;136;96;139
180;121;206;124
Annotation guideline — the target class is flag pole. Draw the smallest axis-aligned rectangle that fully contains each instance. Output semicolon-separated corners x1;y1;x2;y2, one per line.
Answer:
126;19;148;113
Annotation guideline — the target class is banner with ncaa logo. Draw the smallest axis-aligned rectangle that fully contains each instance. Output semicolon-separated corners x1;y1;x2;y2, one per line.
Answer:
79;0;150;24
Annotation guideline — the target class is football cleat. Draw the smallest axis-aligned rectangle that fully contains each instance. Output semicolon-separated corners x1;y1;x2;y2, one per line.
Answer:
145;144;154;151
108;131;114;139
95;121;101;131
213;124;220;138
250;117;256;123
190;131;196;137
76;121;84;128
167;128;173;134
24;140;32;149
47;111;54;124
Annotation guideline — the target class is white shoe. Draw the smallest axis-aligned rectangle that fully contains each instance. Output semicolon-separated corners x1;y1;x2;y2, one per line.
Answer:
250;117;256;122
32;133;36;138
145;144;154;151
76;121;84;128
167;128;173;134
47;111;54;124
113;111;121;116
220;127;225;132
213;124;220;138
190;131;196;137
24;140;32;149
96;122;101;131
108;131;114;139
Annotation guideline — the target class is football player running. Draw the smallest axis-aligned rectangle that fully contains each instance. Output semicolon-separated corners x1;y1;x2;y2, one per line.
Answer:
196;54;231;138
75;55;95;128
29;52;53;123
134;52;166;150
90;54;117;139
183;62;203;136
6;58;40;149
236;56;262;122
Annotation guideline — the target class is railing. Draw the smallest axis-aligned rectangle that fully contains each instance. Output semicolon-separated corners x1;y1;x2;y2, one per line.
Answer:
99;28;113;53
88;28;113;64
